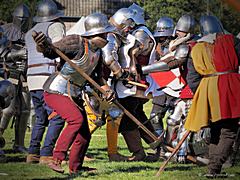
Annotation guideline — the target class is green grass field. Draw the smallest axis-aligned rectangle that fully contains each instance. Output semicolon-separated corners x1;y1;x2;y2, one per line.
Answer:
0;101;239;180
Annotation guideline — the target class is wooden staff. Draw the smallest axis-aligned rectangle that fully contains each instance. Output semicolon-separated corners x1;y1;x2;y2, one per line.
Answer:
156;130;191;177
163;144;197;163
127;80;148;89
32;31;159;142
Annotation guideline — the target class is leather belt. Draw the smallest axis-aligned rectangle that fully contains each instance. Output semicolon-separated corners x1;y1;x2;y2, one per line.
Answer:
27;73;52;76
28;63;57;68
203;69;238;77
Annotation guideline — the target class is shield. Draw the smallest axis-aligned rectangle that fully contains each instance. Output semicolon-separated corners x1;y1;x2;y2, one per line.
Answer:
149;68;186;97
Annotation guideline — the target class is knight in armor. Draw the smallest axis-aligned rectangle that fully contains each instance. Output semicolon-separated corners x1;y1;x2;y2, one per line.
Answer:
0;3;31;154
0;27;15;161
32;12;119;174
184;15;240;178
25;0;65;165
142;14;199;163
108;5;160;161
81;29;127;162
145;17;177;138
101;28;131;162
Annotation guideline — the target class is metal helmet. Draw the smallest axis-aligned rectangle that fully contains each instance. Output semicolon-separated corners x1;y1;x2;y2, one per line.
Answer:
12;4;30;18
12;4;30;32
110;8;135;30
33;0;64;23
154;17;174;37
199;15;224;36
81;13;115;37
128;3;145;25
173;15;195;36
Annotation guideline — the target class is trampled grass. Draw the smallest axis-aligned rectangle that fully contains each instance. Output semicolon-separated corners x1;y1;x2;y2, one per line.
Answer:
0;101;239;179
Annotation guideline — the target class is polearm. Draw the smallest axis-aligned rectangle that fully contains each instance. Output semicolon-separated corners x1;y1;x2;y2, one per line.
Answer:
163;144;197;163
32;31;159;142
156;130;191;177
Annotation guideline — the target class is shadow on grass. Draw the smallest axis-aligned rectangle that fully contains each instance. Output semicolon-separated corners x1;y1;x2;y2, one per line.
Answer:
5;156;26;163
85;147;129;160
1;148;27;163
33;164;160;179
32;177;70;180
164;165;194;172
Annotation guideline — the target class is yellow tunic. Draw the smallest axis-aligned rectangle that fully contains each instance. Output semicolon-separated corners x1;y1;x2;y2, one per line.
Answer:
184;42;221;132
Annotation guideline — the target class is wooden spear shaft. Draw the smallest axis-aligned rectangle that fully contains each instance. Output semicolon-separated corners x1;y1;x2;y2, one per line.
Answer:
156;130;191;177
163;144;197;163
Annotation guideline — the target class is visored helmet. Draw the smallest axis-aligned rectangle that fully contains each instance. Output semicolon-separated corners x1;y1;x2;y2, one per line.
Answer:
81;13;115;37
173;14;195;36
12;4;30;32
199;15;224;36
128;3;145;25
12;4;30;18
154;17;174;37
33;0;64;23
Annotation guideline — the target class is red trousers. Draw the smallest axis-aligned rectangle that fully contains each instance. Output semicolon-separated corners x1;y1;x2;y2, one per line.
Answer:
44;92;91;172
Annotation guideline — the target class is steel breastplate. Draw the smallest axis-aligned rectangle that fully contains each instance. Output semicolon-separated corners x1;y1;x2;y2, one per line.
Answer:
46;46;100;96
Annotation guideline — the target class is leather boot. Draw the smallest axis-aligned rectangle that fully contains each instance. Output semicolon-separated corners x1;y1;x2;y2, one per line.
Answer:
48;158;64;173
108;153;129;162
26;154;40;163
39;156;54;165
122;129;146;161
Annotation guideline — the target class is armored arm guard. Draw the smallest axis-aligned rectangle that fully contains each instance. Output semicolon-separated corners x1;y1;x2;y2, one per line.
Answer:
141;44;189;74
6;48;27;62
101;33;123;79
53;34;84;59
142;61;169;74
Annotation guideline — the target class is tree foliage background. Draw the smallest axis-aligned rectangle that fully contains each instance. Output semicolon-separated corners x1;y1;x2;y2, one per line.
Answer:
0;0;239;35
0;0;40;24
136;0;240;35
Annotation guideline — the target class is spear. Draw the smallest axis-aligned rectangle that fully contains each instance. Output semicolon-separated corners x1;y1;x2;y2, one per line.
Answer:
156;130;191;177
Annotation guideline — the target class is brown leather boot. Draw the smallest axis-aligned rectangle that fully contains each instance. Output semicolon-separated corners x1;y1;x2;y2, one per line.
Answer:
108;153;129;162
84;154;95;162
122;129;146;161
26;154;40;163
48;158;64;173
39;156;54;165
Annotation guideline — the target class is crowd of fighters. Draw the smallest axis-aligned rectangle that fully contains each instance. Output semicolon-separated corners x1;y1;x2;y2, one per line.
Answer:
0;0;239;177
